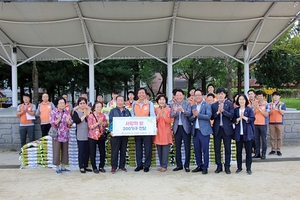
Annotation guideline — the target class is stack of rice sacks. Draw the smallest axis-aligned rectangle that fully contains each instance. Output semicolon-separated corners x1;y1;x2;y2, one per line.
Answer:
20;135;54;168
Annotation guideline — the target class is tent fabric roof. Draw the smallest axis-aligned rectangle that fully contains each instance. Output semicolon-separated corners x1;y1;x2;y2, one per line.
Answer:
0;1;299;64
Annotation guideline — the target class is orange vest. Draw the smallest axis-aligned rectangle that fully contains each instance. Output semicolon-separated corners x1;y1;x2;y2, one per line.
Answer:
19;104;34;125
125;100;134;108
134;100;150;117
188;97;195;105
39;102;53;123
65;103;71;111
269;102;284;123
108;100;116;108
254;102;268;125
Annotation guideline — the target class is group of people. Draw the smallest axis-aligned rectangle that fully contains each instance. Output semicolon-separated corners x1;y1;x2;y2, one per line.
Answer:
16;84;285;175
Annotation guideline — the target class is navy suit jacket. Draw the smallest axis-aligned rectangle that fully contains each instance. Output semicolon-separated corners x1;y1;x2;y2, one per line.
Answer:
232;106;255;142
211;100;234;136
171;100;192;134
189;101;213;136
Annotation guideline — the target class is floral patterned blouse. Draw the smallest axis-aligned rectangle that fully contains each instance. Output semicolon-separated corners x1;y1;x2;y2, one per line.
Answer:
50;108;73;142
88;112;108;140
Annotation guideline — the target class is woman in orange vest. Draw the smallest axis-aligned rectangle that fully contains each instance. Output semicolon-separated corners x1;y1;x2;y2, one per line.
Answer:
107;90;118;108
154;94;173;172
125;91;135;109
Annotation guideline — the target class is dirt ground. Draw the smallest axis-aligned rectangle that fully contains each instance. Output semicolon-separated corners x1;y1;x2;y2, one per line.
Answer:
0;160;300;200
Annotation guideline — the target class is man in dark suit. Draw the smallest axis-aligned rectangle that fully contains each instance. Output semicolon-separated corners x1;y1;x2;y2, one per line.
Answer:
189;89;213;174
171;89;192;172
211;88;234;174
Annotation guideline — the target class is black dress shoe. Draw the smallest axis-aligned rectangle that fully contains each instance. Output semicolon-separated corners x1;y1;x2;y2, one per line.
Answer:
247;169;252;175
144;167;149;172
85;168;92;172
202;169;208;174
236;169;242;174
134;166;143;172
225;168;231;174
261;154;266;159
185;168;190;172
214;167;223;173
173;167;183;171
252;154;261;158
192;166;203;173
99;168;106;173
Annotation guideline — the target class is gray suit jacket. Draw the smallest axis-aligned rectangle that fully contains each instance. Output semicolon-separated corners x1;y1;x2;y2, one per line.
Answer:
189;101;213;136
171;100;192;134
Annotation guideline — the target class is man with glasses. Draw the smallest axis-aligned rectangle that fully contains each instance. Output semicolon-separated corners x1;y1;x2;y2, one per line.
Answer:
189;89;213;175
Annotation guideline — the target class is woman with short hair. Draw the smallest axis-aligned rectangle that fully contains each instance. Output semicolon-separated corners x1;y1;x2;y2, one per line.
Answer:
50;96;73;174
72;97;92;173
154;94;173;172
88;101;108;174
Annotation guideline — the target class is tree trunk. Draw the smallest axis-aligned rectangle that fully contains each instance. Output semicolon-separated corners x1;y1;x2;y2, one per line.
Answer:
124;81;128;100
162;65;167;95
133;60;140;93
32;61;39;105
188;79;195;97
202;78;207;94
237;62;242;94
225;58;233;101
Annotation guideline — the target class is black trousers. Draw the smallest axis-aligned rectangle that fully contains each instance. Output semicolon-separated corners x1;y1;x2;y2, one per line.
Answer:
41;123;51;138
255;125;267;155
174;125;191;168
135;136;153;168
88;138;106;170
236;135;252;171
77;140;89;169
213;126;232;168
110;136;128;169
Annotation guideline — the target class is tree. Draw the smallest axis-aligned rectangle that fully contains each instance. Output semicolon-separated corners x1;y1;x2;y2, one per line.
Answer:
0;63;11;89
174;58;226;94
254;21;300;89
254;50;295;88
94;60;136;96
138;59;167;98
32;61;39;105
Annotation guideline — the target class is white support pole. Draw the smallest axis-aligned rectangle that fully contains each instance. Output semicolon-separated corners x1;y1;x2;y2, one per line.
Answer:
88;43;95;103
11;46;18;107
244;45;250;95
167;43;173;102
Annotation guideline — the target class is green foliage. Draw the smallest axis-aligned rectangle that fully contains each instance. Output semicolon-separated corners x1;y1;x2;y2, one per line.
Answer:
95;60;137;94
174;58;226;93
254;50;297;88
254;22;300;89
138;59;167;96
281;98;300;110
277;89;299;98
0;64;11;88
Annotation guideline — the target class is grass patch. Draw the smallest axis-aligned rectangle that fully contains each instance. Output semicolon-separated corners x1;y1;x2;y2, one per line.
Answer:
280;98;300;110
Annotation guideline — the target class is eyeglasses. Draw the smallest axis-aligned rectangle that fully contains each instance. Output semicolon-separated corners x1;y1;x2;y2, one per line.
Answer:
79;102;86;105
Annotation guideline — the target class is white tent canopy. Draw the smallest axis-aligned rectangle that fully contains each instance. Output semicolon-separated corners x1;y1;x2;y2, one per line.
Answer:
0;1;299;106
